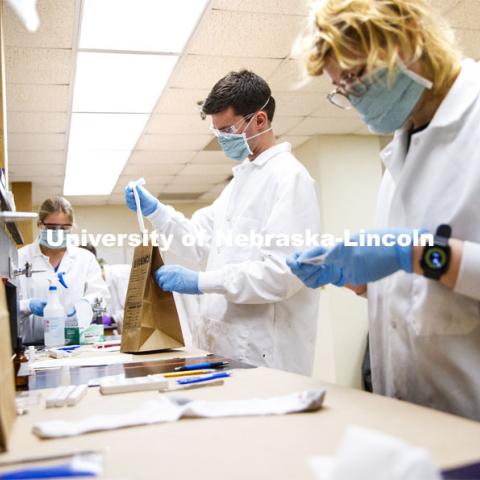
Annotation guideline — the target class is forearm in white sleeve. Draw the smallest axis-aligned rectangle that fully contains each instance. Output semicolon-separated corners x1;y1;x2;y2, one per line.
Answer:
454;241;480;300
200;171;321;304
146;202;214;265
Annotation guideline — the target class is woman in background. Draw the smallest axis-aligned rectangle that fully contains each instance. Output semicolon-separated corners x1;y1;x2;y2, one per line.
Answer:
18;196;109;344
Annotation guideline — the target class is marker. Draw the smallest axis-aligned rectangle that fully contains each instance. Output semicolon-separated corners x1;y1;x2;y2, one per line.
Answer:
176;371;230;385
174;361;229;372
163;369;215;378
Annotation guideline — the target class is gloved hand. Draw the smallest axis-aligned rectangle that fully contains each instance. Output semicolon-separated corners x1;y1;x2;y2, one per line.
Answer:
287;229;419;288
102;315;114;327
124;184;159;216
154;265;202;295
29;299;47;316
287;247;343;288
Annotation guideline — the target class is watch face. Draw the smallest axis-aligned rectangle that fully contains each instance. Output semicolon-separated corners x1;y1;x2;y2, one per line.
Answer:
425;247;448;270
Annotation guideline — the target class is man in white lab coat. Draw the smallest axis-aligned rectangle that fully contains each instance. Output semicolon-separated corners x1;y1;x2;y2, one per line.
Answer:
288;0;480;419
126;70;321;375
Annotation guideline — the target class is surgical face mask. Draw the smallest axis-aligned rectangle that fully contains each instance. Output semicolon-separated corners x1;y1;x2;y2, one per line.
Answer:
348;62;433;134
211;98;273;161
39;229;70;249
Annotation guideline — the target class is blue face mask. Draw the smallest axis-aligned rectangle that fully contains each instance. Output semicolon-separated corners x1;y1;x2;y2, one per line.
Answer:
39;229;70;249
349;63;433;134
211;98;273;162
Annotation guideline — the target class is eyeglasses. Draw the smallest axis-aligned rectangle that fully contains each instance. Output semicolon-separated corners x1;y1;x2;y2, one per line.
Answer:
210;113;255;137
327;68;369;110
41;223;72;231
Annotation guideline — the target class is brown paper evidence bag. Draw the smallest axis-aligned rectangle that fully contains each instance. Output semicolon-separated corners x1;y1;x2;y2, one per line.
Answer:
121;243;185;353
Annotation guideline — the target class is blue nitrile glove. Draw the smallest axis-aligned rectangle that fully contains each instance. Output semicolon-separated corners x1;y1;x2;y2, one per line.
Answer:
124;184;159;216
154;265;202;295
288;229;419;288
29;299;47;316
287;247;343;288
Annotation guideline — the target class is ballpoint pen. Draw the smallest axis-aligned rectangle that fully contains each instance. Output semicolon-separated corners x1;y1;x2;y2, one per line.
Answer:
163;369;215;378
176;371;231;385
174;361;229;372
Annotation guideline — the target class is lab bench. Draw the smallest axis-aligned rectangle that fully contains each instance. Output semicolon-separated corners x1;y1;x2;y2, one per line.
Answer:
2;347;480;479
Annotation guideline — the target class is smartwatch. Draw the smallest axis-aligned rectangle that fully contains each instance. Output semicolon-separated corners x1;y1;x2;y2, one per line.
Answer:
420;224;451;280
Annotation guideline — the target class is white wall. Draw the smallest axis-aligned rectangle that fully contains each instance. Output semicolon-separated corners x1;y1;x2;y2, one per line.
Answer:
295;135;383;388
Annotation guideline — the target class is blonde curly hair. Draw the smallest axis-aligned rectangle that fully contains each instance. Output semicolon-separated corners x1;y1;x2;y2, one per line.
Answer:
303;0;462;95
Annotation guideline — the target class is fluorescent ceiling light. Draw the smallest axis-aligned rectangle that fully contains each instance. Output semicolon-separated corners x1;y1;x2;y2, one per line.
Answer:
72;52;178;113
64;113;148;195
64;150;131;196
80;0;209;53
68;113;148;151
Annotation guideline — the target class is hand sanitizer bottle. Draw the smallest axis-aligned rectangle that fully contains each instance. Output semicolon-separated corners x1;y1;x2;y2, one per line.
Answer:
44;285;66;347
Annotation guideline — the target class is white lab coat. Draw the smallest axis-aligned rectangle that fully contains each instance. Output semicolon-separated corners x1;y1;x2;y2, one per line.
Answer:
103;264;131;330
18;240;110;344
148;142;321;375
368;59;480;420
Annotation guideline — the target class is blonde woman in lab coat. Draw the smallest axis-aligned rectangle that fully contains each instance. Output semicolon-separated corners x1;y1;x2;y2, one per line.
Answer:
288;0;480;420
18;196;109;344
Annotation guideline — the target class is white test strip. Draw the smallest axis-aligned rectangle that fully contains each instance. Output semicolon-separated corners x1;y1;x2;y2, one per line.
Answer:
300;254;327;265
66;385;88;406
46;386;76;408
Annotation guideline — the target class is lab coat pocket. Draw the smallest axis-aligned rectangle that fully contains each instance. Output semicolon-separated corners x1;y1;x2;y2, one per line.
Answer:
410;276;480;336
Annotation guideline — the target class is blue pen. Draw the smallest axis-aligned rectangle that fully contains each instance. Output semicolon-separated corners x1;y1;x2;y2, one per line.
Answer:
0;462;96;478
174;361;229;372
176;371;230;385
56;345;81;352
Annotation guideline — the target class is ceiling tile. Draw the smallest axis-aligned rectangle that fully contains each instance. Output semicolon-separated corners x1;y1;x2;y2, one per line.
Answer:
446;1;480;29
8;133;66;150
170;55;282;89
129;150;195;164
277;135;310;148
7;112;67;133
273;92;326;116
454;29;480;60
146;114;209;135
113;176;174;194
273;116;304;136
268;59;332;93
122;164;183;176
190;151;231;164
154;88;210;114
5;0;76;48
179;163;233;176
8;150;65;165
212;0;311;15
170;174;229;185
188;10;306;58
33;185;62;203
9;164;64;176
163;184;212;194
7;84;70;111
136;134;212;151
5;47;72;84
289;117;364;135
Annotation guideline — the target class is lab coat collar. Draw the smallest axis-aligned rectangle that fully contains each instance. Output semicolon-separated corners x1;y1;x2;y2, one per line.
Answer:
429;59;480;129
32;238;77;262
234;142;292;172
380;59;480;179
